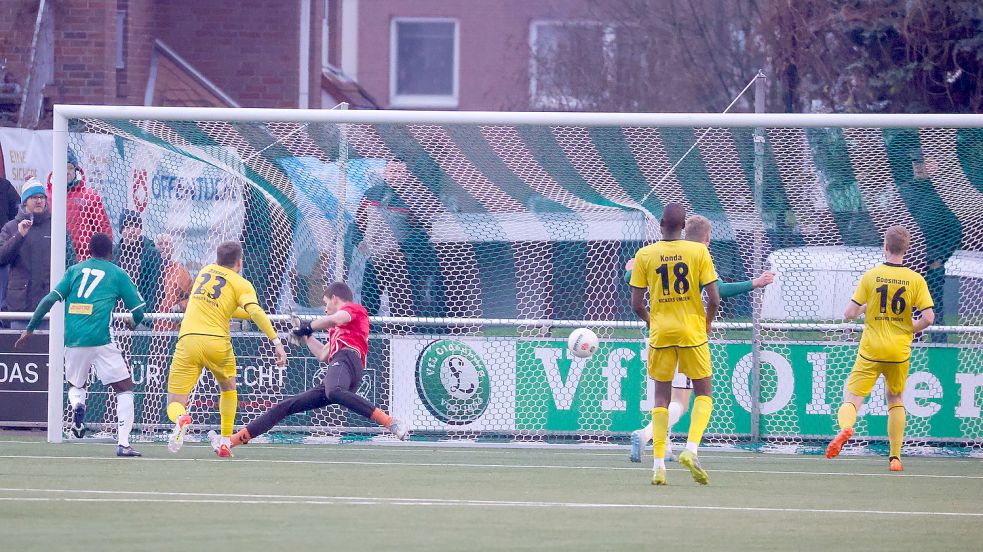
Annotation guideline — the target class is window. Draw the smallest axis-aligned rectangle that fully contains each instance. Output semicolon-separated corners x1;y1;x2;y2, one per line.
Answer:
390;18;459;108
530;21;634;110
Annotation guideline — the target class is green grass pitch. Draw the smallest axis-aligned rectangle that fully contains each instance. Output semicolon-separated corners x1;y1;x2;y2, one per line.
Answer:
1;434;980;551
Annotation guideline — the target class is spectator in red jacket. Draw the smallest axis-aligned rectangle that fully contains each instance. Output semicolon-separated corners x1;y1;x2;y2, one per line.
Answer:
46;150;112;263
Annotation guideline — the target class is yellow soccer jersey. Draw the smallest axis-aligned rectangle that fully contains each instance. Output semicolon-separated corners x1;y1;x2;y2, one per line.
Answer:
179;263;261;339
851;262;934;363
630;239;718;348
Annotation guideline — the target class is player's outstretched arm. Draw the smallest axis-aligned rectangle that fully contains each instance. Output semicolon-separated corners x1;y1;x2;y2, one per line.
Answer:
242;303;287;367
15;290;62;348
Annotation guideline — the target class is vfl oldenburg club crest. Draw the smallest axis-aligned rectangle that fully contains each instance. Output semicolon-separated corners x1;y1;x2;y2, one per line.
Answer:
416;340;490;424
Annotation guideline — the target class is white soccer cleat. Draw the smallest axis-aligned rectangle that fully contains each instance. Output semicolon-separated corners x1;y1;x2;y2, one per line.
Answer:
207;429;221;452
389;418;409;441
167;414;192;454
665;440;676;462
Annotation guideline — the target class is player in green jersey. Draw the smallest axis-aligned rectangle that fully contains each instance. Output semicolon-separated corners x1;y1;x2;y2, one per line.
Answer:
16;233;146;457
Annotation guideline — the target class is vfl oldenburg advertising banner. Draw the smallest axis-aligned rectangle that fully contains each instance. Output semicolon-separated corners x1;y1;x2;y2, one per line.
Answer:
392;337;983;438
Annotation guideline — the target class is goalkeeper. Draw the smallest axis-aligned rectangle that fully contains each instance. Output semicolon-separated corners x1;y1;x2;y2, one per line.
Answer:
15;233;145;457
214;282;407;450
627;215;775;463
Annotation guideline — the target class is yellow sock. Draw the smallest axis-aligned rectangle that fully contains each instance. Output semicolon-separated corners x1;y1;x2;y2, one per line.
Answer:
219;390;237;438
837;402;857;430
651;407;669;460
888;405;905;458
167;401;187;423
687;395;713;446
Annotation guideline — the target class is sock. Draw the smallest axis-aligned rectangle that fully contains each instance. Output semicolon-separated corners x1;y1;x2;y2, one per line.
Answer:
666;401;684;449
686;395;713;450
219;390;237;438
231;427;252;448
888;405;906;458
653;456;665;470
837;402;857;431
167;401;187;423
641;422;654;446
651;407;669;461
370;408;393;428
116;391;134;448
68;386;87;408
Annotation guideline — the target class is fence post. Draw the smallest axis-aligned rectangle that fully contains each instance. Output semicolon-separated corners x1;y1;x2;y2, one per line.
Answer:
750;70;767;444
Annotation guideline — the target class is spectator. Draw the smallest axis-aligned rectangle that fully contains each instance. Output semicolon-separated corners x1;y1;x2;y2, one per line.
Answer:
0;178;52;329
0;176;20;315
154;233;192;331
114;209;162;314
46;149;112;263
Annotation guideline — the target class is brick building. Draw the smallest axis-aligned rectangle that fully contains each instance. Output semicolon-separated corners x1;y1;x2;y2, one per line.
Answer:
1;0;605;128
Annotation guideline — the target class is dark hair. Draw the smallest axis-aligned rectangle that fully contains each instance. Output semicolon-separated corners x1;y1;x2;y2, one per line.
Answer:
216;241;243;268
89;232;113;259
324;282;354;302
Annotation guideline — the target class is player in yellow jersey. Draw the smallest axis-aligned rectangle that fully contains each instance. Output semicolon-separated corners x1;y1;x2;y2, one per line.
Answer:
165;241;287;457
826;226;934;471
630;203;720;486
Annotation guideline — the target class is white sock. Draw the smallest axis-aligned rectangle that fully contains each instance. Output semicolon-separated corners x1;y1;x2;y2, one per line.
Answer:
667;401;684;428
666;401;684;452
685;441;699;454
68;386;87;408
221;436;232;447
653;457;665;470
116;391;134;447
641;422;654;446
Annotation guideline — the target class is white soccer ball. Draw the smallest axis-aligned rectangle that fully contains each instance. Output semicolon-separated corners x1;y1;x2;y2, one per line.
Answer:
568;328;599;359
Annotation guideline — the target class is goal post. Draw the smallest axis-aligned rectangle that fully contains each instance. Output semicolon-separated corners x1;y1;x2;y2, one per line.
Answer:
49;105;983;455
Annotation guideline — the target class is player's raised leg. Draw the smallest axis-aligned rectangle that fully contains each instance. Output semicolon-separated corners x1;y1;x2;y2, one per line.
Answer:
165;338;200;453
827;360;870;459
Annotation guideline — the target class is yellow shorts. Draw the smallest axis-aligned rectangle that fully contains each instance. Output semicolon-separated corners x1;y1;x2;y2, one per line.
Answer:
167;335;237;395
846;355;909;397
648;343;711;382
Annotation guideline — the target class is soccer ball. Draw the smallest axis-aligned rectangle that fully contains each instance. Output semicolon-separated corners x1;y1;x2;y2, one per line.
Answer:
568;328;599;359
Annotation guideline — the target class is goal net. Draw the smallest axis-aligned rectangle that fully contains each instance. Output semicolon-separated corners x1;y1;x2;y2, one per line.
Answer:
51;108;983;456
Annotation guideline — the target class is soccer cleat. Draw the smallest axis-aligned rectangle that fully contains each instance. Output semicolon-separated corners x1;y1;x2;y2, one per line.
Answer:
629;430;642;463
216;444;233;458
389;418;409;441
665;440;676;463
70;403;87;438
167;414;192;454
678;450;710;485
207;430;221;452
825;427;855;459
116;445;142;457
889;456;903;472
651;467;668;486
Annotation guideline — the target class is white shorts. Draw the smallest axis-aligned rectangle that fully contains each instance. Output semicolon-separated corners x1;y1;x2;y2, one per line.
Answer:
65;343;131;388
671;371;693;390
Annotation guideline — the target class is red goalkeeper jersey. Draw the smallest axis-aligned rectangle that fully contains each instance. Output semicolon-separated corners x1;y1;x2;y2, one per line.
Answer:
328;303;369;366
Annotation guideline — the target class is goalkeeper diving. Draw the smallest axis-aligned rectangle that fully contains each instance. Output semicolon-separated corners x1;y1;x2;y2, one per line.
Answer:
212;282;407;450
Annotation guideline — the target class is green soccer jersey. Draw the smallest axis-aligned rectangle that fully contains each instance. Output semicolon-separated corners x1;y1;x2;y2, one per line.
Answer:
49;259;145;347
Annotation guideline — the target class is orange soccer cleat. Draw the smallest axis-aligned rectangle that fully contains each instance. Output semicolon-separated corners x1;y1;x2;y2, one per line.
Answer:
217;444;233;458
889;456;903;472
825;427;854;459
